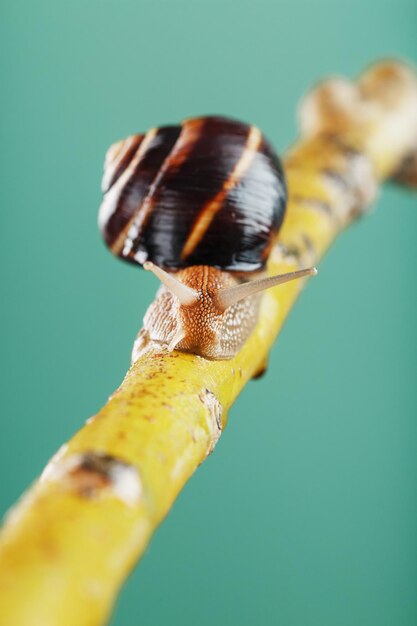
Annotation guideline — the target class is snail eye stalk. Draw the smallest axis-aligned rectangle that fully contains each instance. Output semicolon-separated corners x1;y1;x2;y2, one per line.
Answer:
217;267;318;311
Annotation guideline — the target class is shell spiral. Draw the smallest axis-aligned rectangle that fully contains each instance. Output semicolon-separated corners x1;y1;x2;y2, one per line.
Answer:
98;115;287;272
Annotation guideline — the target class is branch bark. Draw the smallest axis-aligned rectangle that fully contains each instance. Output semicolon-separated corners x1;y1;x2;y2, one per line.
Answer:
1;60;417;626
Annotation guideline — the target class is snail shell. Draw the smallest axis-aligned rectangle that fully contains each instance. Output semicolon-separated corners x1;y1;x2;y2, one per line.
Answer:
98;115;287;272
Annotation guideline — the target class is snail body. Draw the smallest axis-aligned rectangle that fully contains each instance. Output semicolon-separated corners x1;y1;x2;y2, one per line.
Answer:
98;115;316;361
132;265;260;361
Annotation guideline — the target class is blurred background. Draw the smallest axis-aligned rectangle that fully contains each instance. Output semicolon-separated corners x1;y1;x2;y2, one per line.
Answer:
1;1;416;624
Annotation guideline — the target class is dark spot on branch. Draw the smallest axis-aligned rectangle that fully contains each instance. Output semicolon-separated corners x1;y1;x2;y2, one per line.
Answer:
44;451;142;506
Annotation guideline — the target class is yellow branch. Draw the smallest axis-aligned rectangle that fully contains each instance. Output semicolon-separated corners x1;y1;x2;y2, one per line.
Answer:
1;60;417;626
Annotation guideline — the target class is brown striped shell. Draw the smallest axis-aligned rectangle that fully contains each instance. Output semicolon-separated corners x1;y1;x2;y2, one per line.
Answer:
98;116;287;272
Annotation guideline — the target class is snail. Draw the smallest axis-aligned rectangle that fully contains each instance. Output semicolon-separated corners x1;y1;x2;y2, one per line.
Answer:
98;115;316;362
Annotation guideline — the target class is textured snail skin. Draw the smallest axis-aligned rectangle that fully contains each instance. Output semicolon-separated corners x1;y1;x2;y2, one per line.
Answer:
98;116;286;272
131;266;261;361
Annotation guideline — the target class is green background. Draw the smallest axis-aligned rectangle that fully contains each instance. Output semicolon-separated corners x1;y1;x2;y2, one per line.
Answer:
1;1;416;625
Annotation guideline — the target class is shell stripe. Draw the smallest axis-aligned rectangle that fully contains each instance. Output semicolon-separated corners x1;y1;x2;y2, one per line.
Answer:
123;118;207;261
100;128;157;251
101;134;144;194
179;125;262;261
